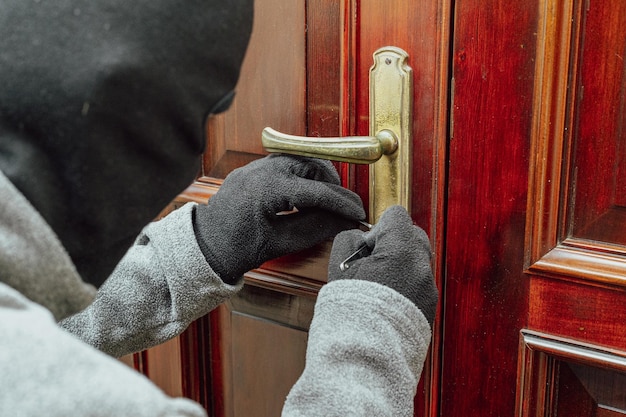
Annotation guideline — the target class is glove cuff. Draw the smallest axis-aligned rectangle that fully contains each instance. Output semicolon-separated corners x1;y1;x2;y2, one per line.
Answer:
192;204;245;285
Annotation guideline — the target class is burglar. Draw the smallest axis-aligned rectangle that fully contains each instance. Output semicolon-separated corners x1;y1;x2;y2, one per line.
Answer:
0;1;437;416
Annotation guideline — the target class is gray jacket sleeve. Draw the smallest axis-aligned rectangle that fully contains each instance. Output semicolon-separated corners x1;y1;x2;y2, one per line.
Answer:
60;202;242;358
282;279;432;417
0;282;207;417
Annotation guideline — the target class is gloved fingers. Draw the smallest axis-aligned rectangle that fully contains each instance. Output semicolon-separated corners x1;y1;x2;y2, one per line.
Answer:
282;155;342;184
367;206;416;244
329;228;368;259
245;154;342;185
372;222;431;259
268;208;360;251
245;155;361;218
285;179;366;221
327;228;368;280
251;210;358;264
216;155;362;219
372;205;414;235
364;205;432;260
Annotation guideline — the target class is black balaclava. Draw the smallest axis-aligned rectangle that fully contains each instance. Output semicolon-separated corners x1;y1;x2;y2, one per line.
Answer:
0;0;253;287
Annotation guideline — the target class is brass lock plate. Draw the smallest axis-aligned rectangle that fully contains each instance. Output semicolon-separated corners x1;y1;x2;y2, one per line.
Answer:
369;46;413;223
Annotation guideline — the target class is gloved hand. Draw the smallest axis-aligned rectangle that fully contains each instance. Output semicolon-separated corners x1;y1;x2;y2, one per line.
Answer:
328;205;438;326
193;154;366;284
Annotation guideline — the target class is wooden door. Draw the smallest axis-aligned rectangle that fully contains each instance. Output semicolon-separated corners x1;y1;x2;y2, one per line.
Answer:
446;0;626;415
133;0;626;416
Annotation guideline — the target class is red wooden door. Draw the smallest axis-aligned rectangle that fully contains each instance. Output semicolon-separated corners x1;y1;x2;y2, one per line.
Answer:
135;0;626;416
445;0;626;415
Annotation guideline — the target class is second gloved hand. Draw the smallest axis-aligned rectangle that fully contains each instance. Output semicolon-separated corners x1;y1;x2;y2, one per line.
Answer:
328;205;438;326
194;154;366;284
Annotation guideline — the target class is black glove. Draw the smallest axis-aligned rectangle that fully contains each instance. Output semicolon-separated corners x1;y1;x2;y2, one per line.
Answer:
194;154;366;284
328;205;438;326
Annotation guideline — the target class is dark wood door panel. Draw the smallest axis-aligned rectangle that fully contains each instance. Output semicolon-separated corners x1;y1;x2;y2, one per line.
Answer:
230;313;307;416
516;330;626;417
446;0;626;415
519;0;626;415
202;284;315;417
226;290;310;417
443;0;538;415
529;277;626;351
568;0;626;243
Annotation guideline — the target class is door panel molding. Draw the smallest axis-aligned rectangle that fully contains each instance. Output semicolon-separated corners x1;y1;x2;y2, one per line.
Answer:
516;330;626;417
525;0;626;287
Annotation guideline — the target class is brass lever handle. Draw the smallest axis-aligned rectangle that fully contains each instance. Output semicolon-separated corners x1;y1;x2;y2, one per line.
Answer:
261;127;398;164
261;46;412;223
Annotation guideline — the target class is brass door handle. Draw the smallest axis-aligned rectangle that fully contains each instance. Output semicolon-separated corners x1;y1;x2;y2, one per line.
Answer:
261;127;398;164
261;46;413;223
